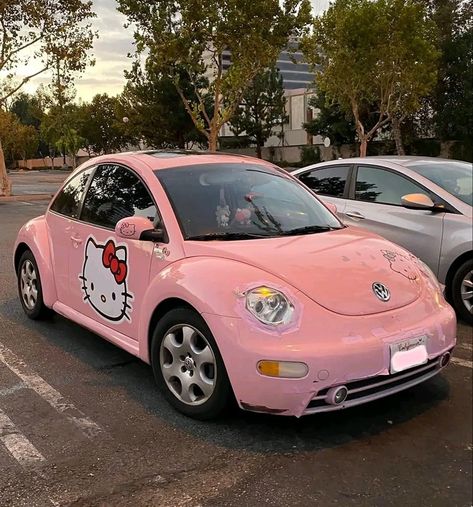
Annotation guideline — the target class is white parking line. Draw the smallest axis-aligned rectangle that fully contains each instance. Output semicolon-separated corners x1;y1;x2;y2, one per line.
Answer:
0;408;45;466
457;342;472;352
0;342;103;438
451;357;473;369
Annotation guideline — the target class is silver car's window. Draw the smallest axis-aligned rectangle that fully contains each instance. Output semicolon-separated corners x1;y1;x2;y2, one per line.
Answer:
298;166;350;198
407;161;472;206
155;163;343;240
355;166;426;205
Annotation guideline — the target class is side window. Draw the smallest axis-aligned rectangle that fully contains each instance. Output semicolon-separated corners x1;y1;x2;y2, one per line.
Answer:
355;166;426;205
81;164;157;229
298;166;350;198
49;167;94;218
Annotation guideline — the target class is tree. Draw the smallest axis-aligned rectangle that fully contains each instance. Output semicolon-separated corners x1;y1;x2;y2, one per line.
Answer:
422;0;473;144
0;110;39;167
117;0;311;151
75;94;131;155
228;67;288;158
121;63;206;149
302;0;439;156
0;0;96;195
303;92;356;148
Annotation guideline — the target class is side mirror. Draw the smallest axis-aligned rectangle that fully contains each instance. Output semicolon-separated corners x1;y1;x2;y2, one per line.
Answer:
401;193;436;210
115;216;164;242
325;202;338;214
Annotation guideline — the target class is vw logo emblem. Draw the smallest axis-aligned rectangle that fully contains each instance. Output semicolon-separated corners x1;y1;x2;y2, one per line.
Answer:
372;282;391;302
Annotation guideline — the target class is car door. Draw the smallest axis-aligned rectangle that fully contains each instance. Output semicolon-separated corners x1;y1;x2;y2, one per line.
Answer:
344;164;445;274
296;165;351;216
67;163;158;340
46;166;95;304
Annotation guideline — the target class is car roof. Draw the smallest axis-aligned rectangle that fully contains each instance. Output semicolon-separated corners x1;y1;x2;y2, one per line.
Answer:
294;155;468;168
85;150;277;172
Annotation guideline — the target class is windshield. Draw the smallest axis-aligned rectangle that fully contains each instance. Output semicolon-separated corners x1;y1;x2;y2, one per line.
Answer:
155;163;343;240
407;160;473;206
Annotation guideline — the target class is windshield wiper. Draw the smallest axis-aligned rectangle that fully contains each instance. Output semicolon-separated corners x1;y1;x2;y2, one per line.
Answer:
279;225;343;236
186;232;270;241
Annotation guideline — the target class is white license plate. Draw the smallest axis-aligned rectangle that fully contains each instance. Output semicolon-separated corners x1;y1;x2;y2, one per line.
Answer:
390;335;428;374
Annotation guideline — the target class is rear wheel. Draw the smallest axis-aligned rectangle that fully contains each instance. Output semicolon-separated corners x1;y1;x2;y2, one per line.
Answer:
17;250;51;320
151;308;232;419
451;259;473;324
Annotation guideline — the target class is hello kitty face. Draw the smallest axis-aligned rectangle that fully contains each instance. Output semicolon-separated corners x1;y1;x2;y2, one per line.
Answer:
79;237;133;322
382;250;417;281
119;221;136;237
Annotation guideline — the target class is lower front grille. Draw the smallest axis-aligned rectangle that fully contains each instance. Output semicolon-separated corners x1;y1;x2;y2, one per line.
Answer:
304;354;446;415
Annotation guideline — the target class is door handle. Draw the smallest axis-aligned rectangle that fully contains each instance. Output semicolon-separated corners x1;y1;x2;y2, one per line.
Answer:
346;211;365;220
70;235;83;244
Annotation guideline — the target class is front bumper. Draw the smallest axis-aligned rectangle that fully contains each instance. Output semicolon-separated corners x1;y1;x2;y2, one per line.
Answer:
203;289;457;417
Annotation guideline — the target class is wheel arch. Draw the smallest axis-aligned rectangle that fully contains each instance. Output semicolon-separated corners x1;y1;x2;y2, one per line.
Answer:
14;242;30;272
445;250;473;299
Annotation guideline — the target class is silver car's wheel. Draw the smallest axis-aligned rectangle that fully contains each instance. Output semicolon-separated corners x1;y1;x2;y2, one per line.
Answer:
461;269;473;314
159;324;217;406
20;259;38;310
452;259;473;324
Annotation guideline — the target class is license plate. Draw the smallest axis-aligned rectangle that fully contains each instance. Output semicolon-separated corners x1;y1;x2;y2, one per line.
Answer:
390;335;428;374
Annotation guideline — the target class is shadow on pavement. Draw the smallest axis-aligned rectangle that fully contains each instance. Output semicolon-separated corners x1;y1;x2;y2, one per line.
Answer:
0;296;449;454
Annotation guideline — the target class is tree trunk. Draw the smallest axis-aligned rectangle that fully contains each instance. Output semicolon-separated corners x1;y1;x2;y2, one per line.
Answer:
392;117;405;155
208;128;219;151
256;142;262;159
0;139;12;197
359;138;368;157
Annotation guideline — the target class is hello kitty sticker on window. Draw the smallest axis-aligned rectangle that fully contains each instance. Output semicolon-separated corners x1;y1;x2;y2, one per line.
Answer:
79;237;134;322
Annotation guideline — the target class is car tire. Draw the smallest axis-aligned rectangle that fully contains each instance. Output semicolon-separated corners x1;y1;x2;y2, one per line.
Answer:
451;259;473;325
151;307;232;419
17;250;52;320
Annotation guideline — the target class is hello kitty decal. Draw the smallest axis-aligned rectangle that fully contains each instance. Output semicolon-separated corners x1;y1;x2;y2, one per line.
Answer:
382;250;417;281
79;237;134;322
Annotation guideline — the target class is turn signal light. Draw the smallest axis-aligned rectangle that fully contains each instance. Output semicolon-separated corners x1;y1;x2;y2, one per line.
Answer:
257;360;308;378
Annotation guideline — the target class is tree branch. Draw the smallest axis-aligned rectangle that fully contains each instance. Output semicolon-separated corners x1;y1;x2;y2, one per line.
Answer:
175;82;209;140
0;35;44;72
0;65;50;105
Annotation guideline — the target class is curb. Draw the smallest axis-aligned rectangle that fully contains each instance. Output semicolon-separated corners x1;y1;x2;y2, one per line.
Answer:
0;194;52;203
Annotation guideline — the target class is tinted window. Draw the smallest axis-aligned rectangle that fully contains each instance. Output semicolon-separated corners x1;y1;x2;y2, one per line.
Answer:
298;166;349;197
156;163;342;239
81;164;156;229
50;167;93;218
407;160;472;206
355;166;425;205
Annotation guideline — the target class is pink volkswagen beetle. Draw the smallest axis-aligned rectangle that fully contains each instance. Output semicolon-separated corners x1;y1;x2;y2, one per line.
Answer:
14;152;456;419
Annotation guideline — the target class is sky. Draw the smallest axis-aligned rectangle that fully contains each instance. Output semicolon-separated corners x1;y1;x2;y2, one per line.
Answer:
16;0;330;102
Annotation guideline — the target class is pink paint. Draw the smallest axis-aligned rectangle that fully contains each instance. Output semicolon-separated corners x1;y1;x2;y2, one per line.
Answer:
13;152;457;417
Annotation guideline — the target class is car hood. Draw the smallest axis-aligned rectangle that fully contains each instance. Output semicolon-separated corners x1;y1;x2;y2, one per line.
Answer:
184;227;424;316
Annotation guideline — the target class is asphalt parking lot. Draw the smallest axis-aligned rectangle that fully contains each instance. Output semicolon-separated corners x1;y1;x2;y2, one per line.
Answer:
0;171;472;506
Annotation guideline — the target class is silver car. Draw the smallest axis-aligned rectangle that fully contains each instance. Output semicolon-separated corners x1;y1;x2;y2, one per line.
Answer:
292;156;473;323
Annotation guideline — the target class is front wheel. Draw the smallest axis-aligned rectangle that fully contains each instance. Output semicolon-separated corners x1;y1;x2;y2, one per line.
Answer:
151;308;232;419
17;250;51;320
451;259;473;325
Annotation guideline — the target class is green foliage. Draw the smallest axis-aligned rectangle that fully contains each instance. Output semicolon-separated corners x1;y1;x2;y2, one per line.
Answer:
304;93;356;146
449;141;473;163
117;0;311;149
0;110;39;165
229;67;288;157
300;145;321;166
409;138;441;157
0;0;96;105
302;0;439;155
425;0;473;142
73;94;132;155
121;63;207;149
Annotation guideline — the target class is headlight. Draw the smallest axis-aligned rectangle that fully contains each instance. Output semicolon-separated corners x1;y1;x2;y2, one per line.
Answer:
246;286;294;325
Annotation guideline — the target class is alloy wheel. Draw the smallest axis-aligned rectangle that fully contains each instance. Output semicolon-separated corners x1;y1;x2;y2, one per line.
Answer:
20;260;38;310
159;324;217;406
461;269;473;315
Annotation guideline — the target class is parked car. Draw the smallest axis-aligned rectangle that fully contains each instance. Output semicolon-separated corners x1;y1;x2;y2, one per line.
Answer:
14;152;456;419
293;157;473;324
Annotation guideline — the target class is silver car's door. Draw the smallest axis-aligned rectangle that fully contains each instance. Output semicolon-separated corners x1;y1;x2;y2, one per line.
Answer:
344;164;445;275
296;164;352;217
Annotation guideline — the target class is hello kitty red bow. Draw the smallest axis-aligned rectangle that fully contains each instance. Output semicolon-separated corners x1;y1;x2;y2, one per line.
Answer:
102;240;127;284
